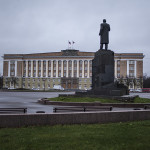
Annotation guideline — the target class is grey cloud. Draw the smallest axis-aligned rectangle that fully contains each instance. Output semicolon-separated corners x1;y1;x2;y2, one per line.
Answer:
0;0;150;75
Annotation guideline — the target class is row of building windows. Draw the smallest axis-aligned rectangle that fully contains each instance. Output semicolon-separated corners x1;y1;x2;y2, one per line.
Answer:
22;60;92;78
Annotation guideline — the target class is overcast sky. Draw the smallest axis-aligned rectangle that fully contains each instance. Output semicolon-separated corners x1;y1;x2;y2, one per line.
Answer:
0;0;150;76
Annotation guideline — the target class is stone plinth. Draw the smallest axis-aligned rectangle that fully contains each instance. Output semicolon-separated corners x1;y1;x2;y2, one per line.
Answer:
92;49;114;89
91;49;129;96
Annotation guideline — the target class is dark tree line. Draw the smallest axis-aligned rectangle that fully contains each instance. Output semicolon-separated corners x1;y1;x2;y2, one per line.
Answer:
0;76;3;89
143;75;150;88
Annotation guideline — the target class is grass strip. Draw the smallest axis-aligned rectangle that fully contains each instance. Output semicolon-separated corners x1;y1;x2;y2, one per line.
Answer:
0;120;150;150
48;96;150;103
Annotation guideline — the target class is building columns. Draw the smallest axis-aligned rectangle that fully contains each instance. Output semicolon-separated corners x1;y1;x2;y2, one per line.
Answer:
56;60;58;78
8;61;10;77
87;60;90;78
127;60;129;77
31;60;33;77
77;60;79;78
82;60;84;78
51;60;53;77
72;60;74;77
134;60;137;78
36;60;38;77
15;61;17;77
26;60;28;77
66;60;69;78
115;59;117;78
46;60;48;77
61;60;63;77
41;60;43;77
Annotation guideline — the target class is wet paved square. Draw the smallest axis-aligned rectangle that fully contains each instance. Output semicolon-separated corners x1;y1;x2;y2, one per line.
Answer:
0;92;149;114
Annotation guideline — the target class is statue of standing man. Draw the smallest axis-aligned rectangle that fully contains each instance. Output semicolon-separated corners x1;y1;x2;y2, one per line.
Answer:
99;19;110;50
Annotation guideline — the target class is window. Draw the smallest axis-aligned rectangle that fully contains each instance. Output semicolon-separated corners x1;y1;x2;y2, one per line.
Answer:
129;66;134;70
58;72;61;77
10;60;15;65
129;60;135;64
117;73;120;78
64;72;66;77
79;61;82;65
117;60;120;65
129;73;134;77
10;72;15;76
117;67;120;71
69;73;71;77
69;60;72;65
84;79;87;82
74;60;77;64
74;73;77;77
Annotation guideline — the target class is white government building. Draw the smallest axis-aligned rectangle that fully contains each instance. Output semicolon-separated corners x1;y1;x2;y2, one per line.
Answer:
3;49;144;90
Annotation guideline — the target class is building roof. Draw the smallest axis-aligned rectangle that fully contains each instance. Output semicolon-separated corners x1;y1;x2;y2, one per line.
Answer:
3;49;144;60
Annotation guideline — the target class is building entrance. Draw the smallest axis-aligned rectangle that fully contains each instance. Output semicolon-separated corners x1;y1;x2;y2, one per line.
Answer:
61;78;79;89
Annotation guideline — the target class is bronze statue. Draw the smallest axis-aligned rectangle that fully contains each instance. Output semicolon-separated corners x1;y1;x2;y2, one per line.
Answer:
99;19;110;50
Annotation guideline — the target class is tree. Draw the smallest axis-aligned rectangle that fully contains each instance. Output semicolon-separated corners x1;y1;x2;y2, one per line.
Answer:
138;76;143;89
143;74;150;88
125;76;131;87
0;75;3;89
118;76;124;84
6;77;18;89
11;77;17;89
132;78;137;89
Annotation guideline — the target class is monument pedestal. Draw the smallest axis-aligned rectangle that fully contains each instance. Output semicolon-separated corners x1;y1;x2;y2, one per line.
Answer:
76;49;129;97
91;49;128;96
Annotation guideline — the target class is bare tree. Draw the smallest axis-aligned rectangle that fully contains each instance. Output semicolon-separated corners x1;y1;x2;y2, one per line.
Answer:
143;74;150;88
132;78;137;89
0;75;3;89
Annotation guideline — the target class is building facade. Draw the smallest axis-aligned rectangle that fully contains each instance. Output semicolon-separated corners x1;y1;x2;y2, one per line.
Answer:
2;49;144;90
